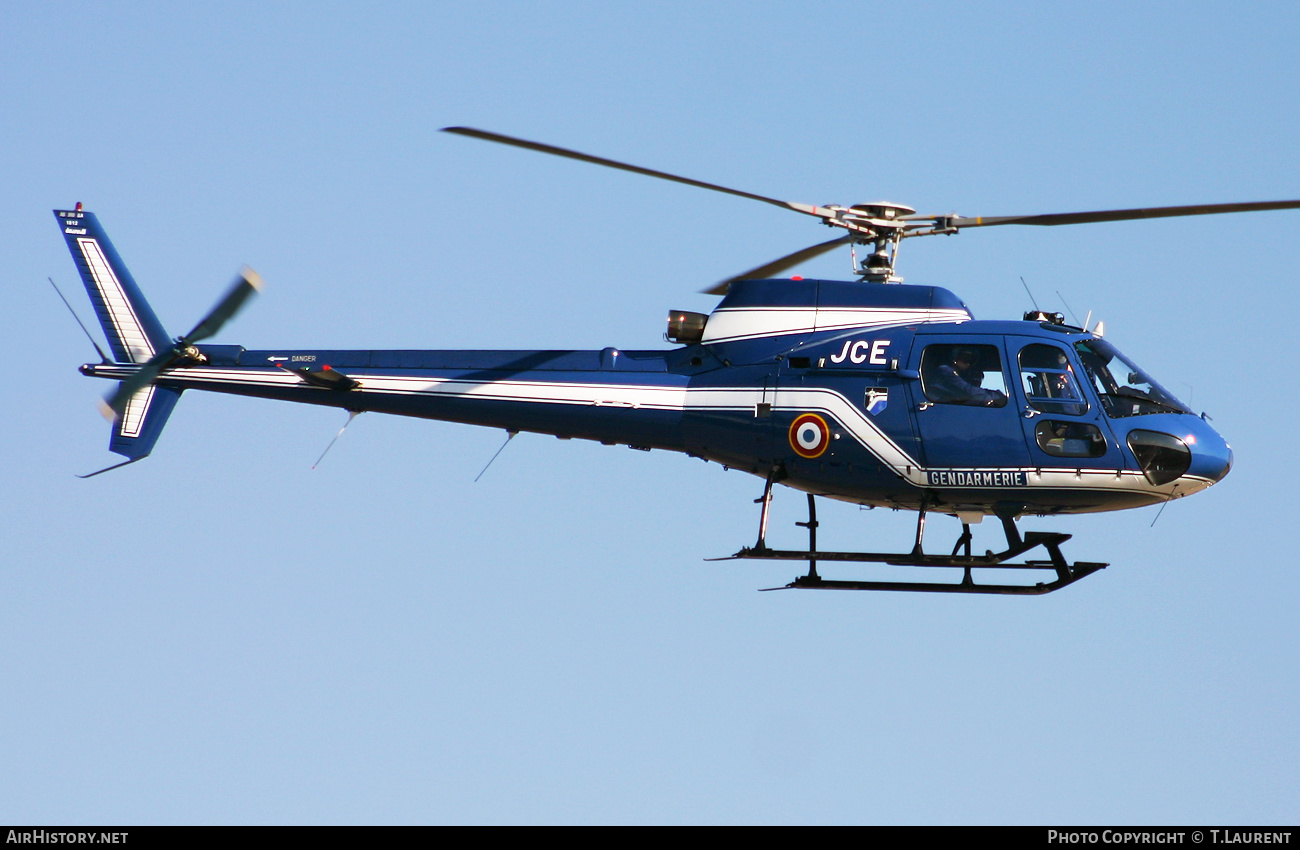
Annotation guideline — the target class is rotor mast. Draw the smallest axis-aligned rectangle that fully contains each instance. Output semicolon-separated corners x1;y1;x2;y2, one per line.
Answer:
820;202;917;283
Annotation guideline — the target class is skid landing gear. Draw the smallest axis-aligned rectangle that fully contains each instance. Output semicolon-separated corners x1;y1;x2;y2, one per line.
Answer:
713;488;1107;595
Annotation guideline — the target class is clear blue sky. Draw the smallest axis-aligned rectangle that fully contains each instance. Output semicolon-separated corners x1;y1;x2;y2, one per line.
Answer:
2;1;1297;824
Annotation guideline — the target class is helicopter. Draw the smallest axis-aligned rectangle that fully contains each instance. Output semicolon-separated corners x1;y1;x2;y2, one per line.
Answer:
53;128;1300;595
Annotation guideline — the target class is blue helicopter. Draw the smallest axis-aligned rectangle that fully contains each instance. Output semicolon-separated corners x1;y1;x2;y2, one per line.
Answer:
55;128;1300;594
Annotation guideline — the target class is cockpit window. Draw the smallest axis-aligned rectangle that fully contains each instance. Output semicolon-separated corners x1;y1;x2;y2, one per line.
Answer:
1073;339;1191;418
1018;344;1087;415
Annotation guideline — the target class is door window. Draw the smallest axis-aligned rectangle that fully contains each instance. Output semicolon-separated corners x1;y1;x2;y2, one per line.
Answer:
1033;420;1107;458
920;344;1009;407
1018;344;1087;415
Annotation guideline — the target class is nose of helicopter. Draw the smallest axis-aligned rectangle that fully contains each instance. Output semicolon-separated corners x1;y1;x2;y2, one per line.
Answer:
1126;418;1230;488
1183;417;1233;484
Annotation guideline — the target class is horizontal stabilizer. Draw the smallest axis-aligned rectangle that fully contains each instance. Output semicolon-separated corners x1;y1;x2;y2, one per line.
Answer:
108;385;183;460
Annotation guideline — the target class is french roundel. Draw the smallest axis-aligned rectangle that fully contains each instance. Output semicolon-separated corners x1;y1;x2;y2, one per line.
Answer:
788;413;830;459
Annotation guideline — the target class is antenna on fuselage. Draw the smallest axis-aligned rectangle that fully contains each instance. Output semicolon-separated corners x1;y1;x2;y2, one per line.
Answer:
48;277;109;364
1055;289;1085;328
475;429;518;482
1150;483;1181;527
1020;276;1041;311
313;410;362;469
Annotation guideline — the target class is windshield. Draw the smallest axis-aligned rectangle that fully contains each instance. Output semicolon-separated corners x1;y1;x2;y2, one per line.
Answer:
1073;338;1191;418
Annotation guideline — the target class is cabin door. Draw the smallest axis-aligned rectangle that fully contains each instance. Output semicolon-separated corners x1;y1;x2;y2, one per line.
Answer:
1007;336;1125;472
908;335;1031;470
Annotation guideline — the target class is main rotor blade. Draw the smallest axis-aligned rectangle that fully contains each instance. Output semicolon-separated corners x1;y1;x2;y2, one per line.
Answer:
948;199;1300;228
442;126;826;219
183;267;263;344
703;235;851;295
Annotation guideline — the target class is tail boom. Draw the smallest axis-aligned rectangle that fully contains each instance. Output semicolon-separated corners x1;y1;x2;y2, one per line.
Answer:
80;349;695;452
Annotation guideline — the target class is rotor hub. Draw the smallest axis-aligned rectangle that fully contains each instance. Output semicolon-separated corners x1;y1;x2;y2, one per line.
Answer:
847;201;916;222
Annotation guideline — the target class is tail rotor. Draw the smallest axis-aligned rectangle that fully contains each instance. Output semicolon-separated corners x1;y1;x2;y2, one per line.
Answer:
101;268;262;419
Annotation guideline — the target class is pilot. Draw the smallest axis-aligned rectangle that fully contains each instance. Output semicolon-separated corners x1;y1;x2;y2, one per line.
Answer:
1044;352;1078;398
932;348;1007;407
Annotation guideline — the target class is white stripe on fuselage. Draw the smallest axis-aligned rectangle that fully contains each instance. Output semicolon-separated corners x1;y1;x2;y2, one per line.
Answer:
92;362;1211;502
700;306;972;344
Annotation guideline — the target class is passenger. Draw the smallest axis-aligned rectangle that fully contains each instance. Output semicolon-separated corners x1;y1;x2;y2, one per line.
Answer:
931;348;1007;407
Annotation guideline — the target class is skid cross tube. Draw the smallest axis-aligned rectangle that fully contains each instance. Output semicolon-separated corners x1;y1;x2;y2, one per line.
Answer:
715;491;1107;595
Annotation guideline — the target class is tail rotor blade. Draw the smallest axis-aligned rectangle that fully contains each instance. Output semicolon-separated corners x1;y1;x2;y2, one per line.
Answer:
101;267;262;419
184;267;263;345
101;350;172;419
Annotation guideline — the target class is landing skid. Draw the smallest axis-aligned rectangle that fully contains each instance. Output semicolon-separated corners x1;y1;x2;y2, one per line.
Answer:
714;479;1107;595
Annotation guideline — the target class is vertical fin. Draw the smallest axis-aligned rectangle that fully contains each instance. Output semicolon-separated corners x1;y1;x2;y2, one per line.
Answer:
56;207;183;473
53;208;171;363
